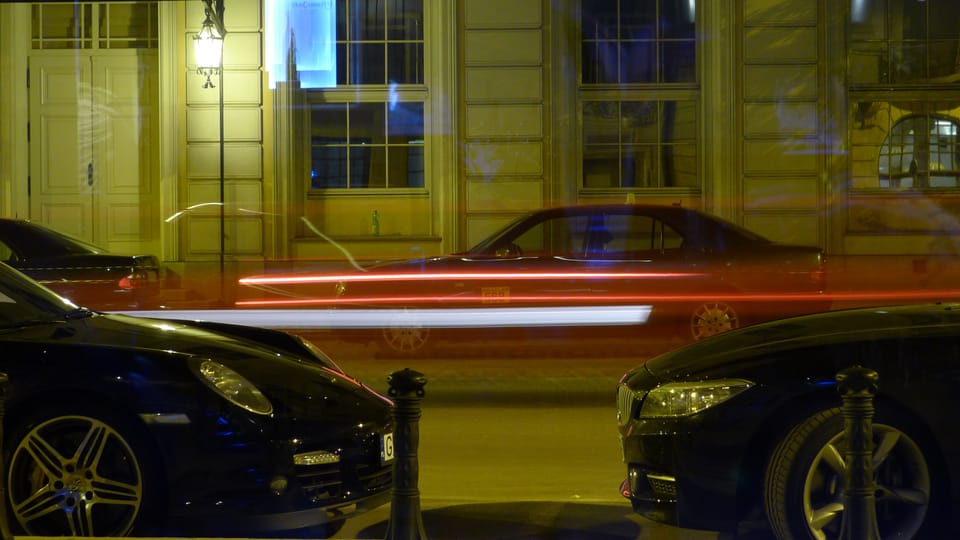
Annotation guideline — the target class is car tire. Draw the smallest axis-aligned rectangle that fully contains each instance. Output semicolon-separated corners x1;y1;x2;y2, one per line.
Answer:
689;301;739;340
764;407;933;540
4;404;162;537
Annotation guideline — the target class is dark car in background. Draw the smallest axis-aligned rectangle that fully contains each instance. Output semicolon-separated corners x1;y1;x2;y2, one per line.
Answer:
0;261;393;538
0;219;163;310
239;204;829;355
617;303;960;539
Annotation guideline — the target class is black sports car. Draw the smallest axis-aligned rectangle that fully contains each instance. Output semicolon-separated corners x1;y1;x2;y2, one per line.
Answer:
0;261;393;537
0;219;163;310
617;303;960;539
239;204;829;355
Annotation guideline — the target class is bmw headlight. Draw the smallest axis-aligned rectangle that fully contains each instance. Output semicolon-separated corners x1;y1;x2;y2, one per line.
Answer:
639;379;753;418
195;360;273;416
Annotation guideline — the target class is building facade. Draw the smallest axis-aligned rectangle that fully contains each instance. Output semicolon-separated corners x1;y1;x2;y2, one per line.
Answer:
1;0;959;293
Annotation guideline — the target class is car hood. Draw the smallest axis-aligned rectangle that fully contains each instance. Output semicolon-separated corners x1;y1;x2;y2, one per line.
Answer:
8;311;391;413
630;303;960;383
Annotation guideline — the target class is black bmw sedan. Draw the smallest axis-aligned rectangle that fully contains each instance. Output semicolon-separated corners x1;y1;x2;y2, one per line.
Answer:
617;303;960;539
0;261;393;537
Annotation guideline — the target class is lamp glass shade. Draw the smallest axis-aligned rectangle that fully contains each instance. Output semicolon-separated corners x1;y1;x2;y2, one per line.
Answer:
194;23;223;70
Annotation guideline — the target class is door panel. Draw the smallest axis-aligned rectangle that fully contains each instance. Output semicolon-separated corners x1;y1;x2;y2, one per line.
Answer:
29;55;94;241
29;52;158;255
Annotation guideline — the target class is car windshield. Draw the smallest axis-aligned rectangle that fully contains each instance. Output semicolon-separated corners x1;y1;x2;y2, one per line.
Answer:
0;262;81;327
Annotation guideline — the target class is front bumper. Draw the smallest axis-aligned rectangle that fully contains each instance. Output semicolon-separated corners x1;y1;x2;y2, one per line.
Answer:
617;384;760;532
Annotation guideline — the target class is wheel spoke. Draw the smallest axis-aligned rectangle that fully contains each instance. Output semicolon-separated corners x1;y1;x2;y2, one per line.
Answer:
872;430;901;470
14;489;63;522
876;485;929;506
91;476;141;505
809;501;844;531
819;441;847;476
22;432;68;481
74;423;110;470
68;499;94;536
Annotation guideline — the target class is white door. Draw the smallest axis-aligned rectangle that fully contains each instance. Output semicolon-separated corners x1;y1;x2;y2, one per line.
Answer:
29;51;158;255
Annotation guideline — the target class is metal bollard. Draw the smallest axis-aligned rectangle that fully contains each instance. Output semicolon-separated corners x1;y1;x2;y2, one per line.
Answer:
836;365;881;540
384;368;428;540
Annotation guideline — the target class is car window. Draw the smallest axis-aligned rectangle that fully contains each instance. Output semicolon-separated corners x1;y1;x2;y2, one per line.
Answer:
600;214;684;259
511;215;590;257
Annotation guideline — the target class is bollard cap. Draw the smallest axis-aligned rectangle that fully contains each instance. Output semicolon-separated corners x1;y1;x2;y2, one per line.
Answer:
388;368;427;397
836;365;879;395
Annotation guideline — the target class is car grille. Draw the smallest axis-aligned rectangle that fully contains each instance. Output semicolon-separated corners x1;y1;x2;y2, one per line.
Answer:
617;383;643;426
295;429;393;506
297;460;392;504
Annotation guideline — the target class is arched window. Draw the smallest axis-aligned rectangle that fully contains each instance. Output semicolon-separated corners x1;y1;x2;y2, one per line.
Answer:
879;114;960;189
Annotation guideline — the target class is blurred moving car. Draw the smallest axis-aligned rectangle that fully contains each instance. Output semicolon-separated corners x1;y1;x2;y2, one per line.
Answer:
0;261;393;538
239;204;829;355
0;219;163;309
617;303;960;539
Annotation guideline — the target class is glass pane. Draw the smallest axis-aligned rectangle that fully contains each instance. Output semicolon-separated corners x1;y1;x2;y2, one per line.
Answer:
582;42;619;83
583;149;619;188
387;102;424;143
620;41;655;83
388;146;424;187
336;0;348;40
351;43;385;84
311;147;348;189
664;101;697;142
664;143;697;187
312;104;348;142
661;40;696;82
350;146;372;187
581;0;618;40
660;0;695;39
350;103;385;144
622;145;659;187
387;43;423;84
352;0;385;40
889;42;927;82
928;0;960;39
622;102;658;144
387;0;423;40
620;1;657;40
850;0;886;40
583;102;620;145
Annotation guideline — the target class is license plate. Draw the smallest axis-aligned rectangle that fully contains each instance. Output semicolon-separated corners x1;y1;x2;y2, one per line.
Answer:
481;286;510;303
380;432;395;464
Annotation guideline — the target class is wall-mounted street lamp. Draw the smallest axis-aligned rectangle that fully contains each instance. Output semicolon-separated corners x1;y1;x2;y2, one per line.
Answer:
194;0;227;304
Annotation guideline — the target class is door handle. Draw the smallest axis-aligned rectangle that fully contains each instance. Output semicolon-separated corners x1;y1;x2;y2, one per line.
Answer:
87;162;94;186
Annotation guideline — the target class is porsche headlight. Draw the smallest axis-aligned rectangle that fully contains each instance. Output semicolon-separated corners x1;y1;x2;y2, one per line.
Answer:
196;360;273;416
639;379;753;418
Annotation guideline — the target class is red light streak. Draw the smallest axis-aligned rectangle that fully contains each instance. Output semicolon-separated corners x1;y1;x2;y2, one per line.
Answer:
238;270;705;285
234;288;960;308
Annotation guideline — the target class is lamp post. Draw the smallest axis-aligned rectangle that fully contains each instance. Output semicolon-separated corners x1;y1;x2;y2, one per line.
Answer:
194;0;227;304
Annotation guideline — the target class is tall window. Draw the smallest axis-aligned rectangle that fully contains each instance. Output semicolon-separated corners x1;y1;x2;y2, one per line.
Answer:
848;0;960;191
309;0;425;191
579;1;699;191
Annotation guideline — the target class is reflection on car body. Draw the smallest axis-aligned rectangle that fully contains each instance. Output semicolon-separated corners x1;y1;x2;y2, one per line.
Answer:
617;303;960;539
0;261;393;538
0;219;163;310
238;204;830;355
